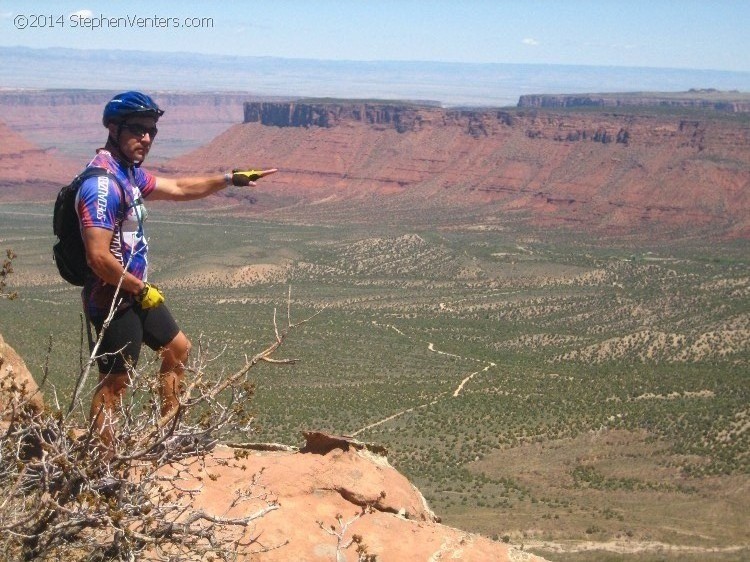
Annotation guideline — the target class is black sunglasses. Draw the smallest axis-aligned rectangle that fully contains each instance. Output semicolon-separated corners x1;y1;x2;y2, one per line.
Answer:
123;123;158;139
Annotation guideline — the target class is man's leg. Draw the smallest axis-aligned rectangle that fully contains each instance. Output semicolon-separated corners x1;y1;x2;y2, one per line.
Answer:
88;307;143;454
157;331;191;419
90;371;130;450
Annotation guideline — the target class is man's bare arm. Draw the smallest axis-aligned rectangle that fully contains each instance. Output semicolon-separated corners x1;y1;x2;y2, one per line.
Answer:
150;169;277;201
82;226;144;295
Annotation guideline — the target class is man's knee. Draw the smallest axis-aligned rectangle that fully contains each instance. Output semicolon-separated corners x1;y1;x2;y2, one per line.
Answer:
163;331;191;366
97;371;130;398
175;332;191;363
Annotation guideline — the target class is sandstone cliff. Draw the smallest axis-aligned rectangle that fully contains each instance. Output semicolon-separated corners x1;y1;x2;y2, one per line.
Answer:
167;100;750;238
244;100;437;133
517;90;750;112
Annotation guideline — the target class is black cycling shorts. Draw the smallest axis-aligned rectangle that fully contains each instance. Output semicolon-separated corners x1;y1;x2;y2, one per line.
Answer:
90;304;180;375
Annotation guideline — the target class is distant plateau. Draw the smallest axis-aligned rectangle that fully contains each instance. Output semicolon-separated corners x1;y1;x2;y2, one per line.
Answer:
0;88;748;241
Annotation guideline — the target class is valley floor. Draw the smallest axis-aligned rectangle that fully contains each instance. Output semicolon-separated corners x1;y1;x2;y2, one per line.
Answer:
1;203;747;561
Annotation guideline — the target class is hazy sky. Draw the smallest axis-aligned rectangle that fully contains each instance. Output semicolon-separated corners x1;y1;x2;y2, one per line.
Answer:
1;0;748;72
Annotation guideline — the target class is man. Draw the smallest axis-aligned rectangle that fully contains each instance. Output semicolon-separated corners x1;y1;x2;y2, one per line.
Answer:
78;91;276;446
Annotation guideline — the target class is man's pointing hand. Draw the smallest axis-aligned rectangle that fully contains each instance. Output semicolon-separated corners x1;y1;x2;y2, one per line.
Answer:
230;168;278;186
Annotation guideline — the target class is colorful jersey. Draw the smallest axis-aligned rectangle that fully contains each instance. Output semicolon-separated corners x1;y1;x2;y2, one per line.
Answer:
76;150;157;320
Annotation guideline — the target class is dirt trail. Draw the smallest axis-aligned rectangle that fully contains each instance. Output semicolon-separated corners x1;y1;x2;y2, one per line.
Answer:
351;398;440;437
523;539;748;556
351;322;497;436
453;362;497;397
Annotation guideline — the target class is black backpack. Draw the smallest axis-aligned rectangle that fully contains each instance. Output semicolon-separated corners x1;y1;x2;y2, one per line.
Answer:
52;167;123;286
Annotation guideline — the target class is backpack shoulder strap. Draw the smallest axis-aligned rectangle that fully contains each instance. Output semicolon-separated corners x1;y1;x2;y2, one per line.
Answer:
74;166;127;212
54;167;122;237
76;166;122;191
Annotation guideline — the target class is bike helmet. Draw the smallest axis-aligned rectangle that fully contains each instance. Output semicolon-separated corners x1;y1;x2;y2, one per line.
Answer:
102;91;164;127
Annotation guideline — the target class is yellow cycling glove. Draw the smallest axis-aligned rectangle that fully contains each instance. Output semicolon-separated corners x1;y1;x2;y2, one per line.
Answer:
136;282;165;309
231;169;265;186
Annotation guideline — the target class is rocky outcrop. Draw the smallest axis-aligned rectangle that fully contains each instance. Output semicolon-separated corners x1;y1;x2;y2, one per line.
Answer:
173;436;548;561
0;334;43;418
518;90;750;112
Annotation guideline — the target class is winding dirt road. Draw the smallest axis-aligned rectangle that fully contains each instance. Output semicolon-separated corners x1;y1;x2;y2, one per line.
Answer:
351;322;497;436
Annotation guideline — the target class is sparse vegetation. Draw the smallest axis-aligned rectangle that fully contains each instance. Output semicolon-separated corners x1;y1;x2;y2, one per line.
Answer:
0;202;747;561
1;249;18;300
0;272;310;560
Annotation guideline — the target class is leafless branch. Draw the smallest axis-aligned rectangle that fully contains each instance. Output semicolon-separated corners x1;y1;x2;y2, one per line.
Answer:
66;245;138;416
317;505;377;562
0;287;318;560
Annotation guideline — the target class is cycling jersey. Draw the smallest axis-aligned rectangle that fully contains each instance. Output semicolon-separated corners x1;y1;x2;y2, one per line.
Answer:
76;149;157;320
